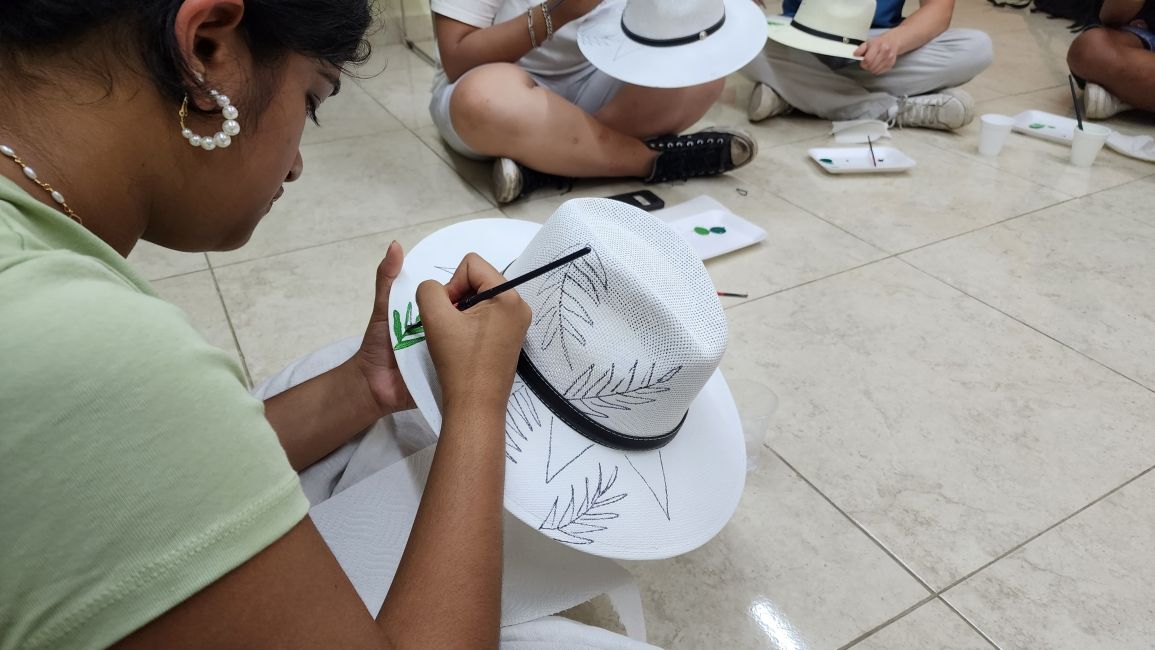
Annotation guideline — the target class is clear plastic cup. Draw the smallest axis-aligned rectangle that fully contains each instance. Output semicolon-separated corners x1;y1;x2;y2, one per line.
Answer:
978;114;1015;157
1070;123;1111;167
727;378;780;472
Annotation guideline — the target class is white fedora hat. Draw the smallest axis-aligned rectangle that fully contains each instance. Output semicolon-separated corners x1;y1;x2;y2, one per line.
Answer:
576;0;768;89
769;0;875;60
389;199;746;560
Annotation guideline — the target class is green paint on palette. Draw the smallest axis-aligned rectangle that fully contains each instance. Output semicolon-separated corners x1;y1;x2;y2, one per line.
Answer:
1029;123;1046;129
693;227;710;236
709;227;727;234
820;158;834;164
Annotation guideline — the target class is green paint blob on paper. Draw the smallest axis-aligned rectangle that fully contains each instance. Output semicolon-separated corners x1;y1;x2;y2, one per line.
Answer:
1029;123;1046;129
820;158;834;164
693;226;710;236
709;227;727;234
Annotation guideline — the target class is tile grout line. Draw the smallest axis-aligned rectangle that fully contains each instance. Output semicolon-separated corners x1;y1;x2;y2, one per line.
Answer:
835;594;938;650
897;256;1155;396
768;189;895;254
889;192;1082;258
769;449;938;594
204;253;255;388
349;76;412;130
721;254;898;312
144;266;214;284
409;125;498;208
932;463;1155;597
206;206;506;272
935;595;1004;650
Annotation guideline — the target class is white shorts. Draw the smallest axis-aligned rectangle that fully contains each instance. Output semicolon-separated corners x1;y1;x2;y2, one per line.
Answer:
430;64;626;160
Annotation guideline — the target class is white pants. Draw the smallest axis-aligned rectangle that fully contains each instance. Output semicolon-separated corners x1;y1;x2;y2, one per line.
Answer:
253;337;659;650
741;28;994;121
430;65;625;160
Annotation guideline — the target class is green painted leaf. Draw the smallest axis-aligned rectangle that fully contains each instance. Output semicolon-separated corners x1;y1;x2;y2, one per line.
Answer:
392;309;402;340
405;302;413;326
393;336;426;351
693;227;710;236
709;226;727;234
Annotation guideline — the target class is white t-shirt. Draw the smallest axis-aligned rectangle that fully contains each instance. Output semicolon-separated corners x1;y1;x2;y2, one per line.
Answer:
430;0;623;80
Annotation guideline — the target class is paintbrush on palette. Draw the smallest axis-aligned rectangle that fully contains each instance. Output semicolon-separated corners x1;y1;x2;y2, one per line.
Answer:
1068;75;1085;131
867;136;878;167
403;246;593;335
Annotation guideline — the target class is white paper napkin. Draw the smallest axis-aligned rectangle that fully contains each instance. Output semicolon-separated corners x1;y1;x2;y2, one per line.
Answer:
831;119;892;144
1107;131;1155;163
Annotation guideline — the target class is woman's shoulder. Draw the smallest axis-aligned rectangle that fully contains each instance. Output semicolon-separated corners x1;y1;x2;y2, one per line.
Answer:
0;245;309;650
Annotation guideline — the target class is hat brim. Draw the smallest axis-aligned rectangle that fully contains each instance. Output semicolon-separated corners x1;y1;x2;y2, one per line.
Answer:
389;218;746;560
577;0;769;89
767;20;864;60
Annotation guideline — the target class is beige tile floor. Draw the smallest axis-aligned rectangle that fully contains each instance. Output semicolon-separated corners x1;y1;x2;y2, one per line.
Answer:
129;1;1155;647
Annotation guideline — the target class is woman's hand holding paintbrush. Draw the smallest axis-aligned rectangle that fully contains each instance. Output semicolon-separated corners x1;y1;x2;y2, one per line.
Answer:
405;247;592;335
415;254;532;410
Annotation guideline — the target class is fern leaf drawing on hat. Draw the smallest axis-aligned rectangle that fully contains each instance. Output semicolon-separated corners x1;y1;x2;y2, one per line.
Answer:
538;464;626;545
534;244;608;370
564;361;682;419
505;379;545;464
391;302;425;351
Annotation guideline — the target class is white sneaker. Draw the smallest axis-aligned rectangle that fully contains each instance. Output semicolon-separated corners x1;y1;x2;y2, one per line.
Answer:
895;88;975;131
747;83;794;122
1083;83;1131;120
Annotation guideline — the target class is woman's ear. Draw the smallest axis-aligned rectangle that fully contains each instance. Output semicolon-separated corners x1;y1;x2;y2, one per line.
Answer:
173;0;247;109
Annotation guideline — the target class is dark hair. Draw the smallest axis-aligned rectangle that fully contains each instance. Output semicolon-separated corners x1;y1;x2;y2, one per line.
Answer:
0;0;373;110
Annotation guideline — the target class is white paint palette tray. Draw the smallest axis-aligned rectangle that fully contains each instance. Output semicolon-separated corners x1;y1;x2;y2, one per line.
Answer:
1011;110;1091;145
808;146;916;174
654;195;767;260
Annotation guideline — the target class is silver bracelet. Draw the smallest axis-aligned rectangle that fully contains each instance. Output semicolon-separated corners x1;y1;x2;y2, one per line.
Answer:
527;7;539;48
541;2;555;40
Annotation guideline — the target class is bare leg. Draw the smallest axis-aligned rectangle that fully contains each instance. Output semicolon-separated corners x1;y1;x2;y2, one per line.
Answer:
449;63;656;178
1068;28;1155;111
594;80;725;139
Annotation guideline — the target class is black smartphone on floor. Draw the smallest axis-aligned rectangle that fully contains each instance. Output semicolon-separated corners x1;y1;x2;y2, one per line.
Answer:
606;189;665;212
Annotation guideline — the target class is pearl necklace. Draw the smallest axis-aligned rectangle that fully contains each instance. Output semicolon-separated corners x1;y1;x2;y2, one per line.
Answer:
0;144;83;224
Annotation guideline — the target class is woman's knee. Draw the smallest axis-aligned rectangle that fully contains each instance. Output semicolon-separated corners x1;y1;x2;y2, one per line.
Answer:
449;63;535;134
947;29;994;82
1068;29;1116;79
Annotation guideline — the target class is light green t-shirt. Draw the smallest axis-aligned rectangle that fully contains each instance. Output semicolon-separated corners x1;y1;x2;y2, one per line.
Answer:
0;177;310;649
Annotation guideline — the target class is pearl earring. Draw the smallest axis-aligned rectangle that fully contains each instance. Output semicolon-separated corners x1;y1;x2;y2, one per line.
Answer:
178;83;241;151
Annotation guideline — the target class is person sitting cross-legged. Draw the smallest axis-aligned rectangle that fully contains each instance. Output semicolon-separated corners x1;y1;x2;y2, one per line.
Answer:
430;0;762;204
743;0;993;131
1068;0;1155;119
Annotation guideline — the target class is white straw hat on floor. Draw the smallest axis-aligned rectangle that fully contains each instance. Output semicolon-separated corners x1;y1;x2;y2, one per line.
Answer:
389;199;746;560
577;0;768;88
769;0;876;60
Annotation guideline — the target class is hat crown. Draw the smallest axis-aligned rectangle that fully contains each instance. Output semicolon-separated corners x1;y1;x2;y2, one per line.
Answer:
508;199;727;443
794;0;875;41
621;0;726;41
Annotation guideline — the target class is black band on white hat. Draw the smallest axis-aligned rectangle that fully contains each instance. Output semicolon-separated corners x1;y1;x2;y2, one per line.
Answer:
621;12;725;47
789;19;865;46
517;351;686;451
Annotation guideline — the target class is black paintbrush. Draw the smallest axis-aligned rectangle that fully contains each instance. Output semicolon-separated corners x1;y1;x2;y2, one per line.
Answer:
1069;75;1084;131
867;136;877;167
403;246;592;335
